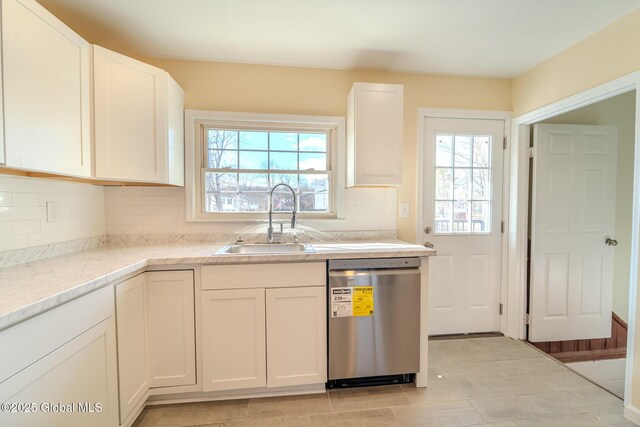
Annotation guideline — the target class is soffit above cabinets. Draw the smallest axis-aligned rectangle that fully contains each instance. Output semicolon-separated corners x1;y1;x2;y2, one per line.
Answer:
36;0;640;77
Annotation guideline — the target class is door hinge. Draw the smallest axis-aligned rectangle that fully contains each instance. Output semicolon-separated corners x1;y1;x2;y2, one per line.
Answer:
499;303;503;315
528;147;535;158
525;313;530;325
503;136;507;150
501;221;504;233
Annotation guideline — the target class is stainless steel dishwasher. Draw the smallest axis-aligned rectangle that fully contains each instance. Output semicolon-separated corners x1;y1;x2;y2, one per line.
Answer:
327;257;421;387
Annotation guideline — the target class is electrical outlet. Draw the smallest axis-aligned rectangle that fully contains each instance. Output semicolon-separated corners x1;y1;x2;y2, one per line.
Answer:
399;202;410;218
46;201;59;223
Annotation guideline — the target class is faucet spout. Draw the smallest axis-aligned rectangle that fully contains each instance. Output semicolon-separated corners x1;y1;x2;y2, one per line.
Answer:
267;183;297;243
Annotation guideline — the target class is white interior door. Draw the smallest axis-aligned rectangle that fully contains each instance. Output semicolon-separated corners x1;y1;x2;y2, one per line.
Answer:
529;124;618;342
422;117;505;335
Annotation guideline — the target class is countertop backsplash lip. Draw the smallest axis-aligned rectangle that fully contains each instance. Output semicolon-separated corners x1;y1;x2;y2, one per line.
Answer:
0;235;106;269
0;239;432;331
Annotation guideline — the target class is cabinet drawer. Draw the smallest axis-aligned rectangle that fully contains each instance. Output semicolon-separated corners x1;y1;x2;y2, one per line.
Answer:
0;285;114;384
201;262;325;290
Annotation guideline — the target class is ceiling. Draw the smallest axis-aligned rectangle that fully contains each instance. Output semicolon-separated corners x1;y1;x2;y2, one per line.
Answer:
38;0;640;78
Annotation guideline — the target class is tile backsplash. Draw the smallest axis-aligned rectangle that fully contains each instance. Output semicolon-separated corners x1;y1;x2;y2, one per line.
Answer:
104;186;397;236
0;175;105;253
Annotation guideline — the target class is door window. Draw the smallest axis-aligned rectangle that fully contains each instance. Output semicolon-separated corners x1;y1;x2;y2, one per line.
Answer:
434;134;492;234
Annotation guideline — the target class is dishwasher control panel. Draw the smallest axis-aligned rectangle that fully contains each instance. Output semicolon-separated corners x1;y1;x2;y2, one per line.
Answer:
328;257;421;270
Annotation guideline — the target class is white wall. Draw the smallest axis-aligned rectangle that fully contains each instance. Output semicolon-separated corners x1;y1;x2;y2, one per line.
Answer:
104;186;397;236
541;91;636;323
0;175;105;252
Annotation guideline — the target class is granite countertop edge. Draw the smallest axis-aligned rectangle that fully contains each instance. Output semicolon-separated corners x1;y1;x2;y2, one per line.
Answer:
0;241;435;331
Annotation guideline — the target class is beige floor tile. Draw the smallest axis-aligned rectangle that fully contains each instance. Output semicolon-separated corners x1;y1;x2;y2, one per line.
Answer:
402;381;471;405
470;423;518;427
599;379;625;399
535;371;594;391
329;385;410;412
133;400;249;426
496;358;566;375
392;400;487;427
466;375;552;399
430;361;510;379
514;413;615;426
469;394;546;423
246;393;331;418
310;408;398;426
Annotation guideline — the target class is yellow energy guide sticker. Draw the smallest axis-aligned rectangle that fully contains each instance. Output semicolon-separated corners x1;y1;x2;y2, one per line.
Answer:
352;286;374;316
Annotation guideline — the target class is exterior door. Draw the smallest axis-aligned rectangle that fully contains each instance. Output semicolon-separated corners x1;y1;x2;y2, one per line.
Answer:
529;124;618;342
422;117;505;335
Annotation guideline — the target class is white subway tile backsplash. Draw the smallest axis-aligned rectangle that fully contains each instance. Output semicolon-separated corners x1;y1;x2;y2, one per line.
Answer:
0;192;13;207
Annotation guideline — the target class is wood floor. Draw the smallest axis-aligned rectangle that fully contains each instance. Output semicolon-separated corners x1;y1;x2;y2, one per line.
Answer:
132;337;633;426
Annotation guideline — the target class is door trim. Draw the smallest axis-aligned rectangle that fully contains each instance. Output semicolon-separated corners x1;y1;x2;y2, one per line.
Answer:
416;108;512;334
506;70;640;409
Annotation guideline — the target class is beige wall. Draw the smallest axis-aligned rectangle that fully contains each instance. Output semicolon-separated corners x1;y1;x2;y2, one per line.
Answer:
541;91;636;323
143;58;512;241
513;9;640;116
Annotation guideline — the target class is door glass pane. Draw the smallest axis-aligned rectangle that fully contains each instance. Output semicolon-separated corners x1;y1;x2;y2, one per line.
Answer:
434;132;493;234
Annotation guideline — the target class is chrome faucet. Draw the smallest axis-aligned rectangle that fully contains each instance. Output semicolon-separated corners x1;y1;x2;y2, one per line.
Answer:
267;183;297;243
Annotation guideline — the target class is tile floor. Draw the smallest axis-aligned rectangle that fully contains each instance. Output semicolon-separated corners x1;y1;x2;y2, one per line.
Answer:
132;337;634;426
566;358;627;399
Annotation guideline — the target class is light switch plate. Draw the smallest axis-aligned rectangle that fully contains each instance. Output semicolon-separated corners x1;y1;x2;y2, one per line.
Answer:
46;201;59;223
399;202;410;218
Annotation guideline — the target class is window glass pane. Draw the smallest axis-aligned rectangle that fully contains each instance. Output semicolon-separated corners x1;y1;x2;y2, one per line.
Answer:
239;131;268;150
270;174;299;190
299;133;326;152
204;172;237;192
299;153;327;171
453;201;470;232
270;132;297;151
435;168;452;200
300;174;328;192
472;201;490;232
270;152;298;170
205;192;238;212
238;192;268;212
238;173;269;192
473;136;491;168
208;150;237;169
472;169;491;200
453;168;471;201
208;130;238;150
271;192;296;212
435;135;453;167
435;201;452;233
454;135;471;167
300;193;328;212
239;151;268;169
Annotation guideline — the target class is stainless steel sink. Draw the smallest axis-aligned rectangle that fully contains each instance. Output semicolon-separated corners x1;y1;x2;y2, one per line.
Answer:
215;242;315;255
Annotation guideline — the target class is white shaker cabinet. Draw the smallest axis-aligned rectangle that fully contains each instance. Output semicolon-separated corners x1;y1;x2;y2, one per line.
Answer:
146;270;196;389
201;288;267;392
346;82;403;186
93;45;184;185
1;0;91;176
115;274;150;424
265;286;326;388
200;262;326;393
0;286;118;427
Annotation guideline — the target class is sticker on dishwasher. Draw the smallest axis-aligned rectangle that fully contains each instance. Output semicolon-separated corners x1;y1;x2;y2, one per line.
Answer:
331;286;374;317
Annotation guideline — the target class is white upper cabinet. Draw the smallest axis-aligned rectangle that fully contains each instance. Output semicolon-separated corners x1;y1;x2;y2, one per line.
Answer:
93;45;184;185
1;0;91;176
346;82;403;187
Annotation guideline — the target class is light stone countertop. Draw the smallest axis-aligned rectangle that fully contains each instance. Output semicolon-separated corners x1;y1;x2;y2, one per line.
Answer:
0;240;434;331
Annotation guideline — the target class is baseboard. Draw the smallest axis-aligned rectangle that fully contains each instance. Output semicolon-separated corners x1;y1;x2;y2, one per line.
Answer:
624;404;640;425
551;348;627;363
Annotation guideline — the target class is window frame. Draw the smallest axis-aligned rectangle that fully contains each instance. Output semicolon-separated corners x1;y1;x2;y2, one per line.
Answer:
185;110;345;222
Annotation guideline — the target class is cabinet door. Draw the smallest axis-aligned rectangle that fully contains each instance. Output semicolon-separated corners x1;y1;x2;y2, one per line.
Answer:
115;274;149;423
94;45;167;182
266;286;326;387
347;82;403;186
0;318;118;427
2;0;90;176
201;289;266;391
146;271;195;388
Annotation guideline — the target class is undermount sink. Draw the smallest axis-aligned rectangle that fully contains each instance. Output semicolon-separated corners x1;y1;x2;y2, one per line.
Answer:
215;242;315;255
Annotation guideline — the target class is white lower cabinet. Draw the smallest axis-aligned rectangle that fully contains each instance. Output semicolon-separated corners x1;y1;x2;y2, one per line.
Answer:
115;270;195;424
200;262;327;393
0;285;118;427
201;288;266;391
